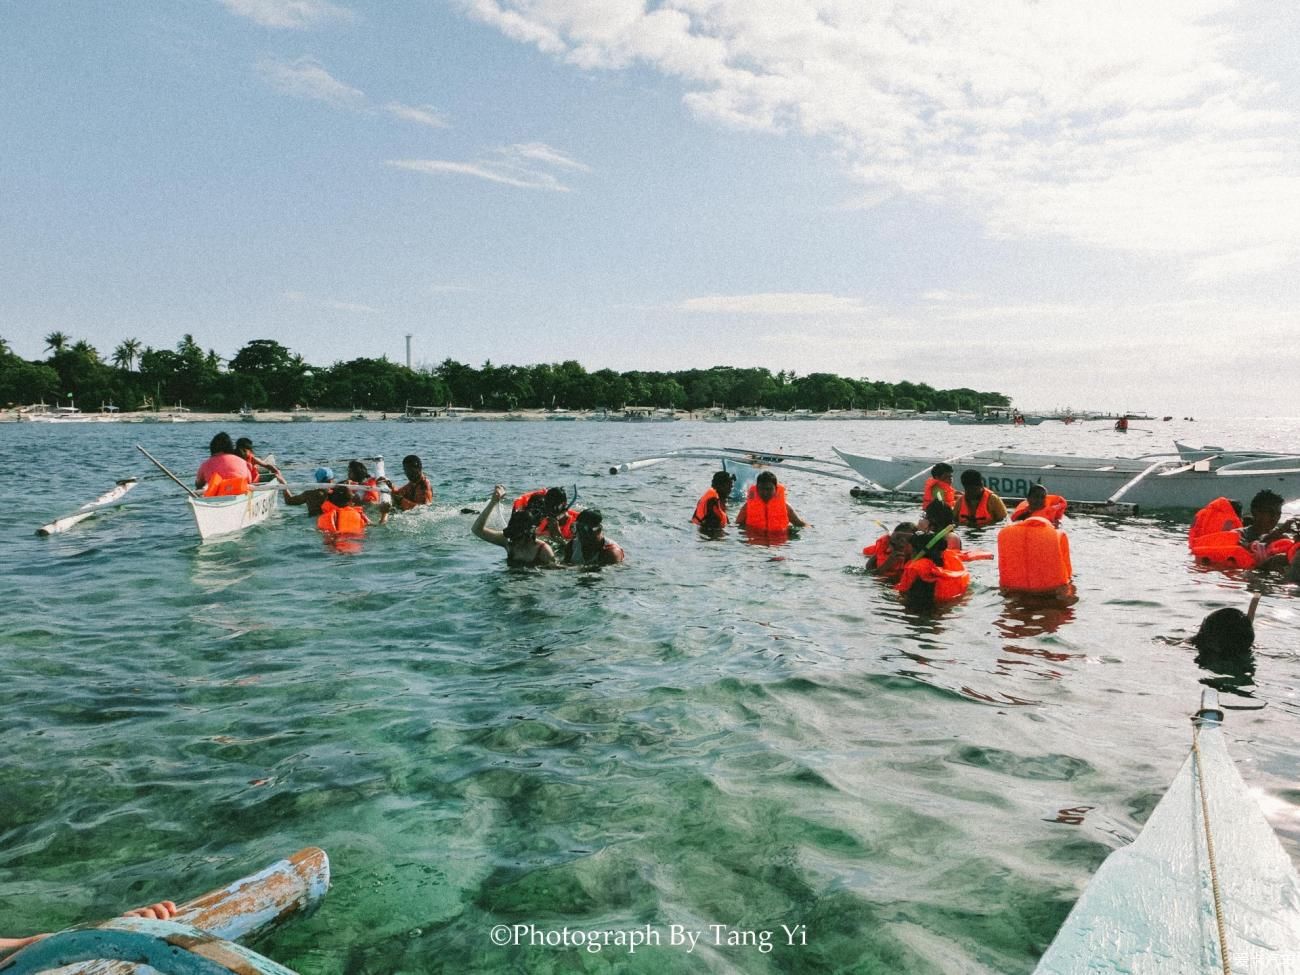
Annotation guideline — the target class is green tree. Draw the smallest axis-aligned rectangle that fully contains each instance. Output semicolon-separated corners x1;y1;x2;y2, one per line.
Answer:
112;338;142;371
44;331;69;355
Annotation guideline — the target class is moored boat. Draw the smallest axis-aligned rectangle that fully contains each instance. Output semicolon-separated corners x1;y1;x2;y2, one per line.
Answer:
188;487;279;541
1033;692;1300;973
2;847;329;974
833;446;1300;510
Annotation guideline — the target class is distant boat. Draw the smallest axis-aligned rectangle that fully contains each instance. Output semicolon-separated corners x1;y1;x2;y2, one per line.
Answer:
947;408;1043;425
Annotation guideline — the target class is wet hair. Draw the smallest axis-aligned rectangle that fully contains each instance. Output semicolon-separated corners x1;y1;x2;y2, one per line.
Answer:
235;436;254;453
910;532;944;564
960;469;983;490
402;454;423;473
1027;484;1048;505
347;460;369;481
502;508;538;543
923;499;954;531
328;484;352;507
577;508;604;531
756;470;778;488
1191;608;1254;656
931;463;953;479
1250;490;1284;512
892;521;917;535
1230;499;1243;517
544;486;568;514
209;432;236;455
711;470;736;494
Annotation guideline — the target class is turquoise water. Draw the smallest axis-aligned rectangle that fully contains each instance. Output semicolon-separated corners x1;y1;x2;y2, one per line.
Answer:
3;418;1298;974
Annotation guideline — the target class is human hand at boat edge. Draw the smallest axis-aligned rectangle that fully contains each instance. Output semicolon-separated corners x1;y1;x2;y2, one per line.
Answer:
1;900;178;955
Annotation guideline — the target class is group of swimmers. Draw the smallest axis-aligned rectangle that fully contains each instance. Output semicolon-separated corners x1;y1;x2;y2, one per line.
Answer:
472;484;625;567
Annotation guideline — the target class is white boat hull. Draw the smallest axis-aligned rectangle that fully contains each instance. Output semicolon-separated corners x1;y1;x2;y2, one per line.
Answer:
833;447;1300;509
188;489;278;540
1034;700;1300;973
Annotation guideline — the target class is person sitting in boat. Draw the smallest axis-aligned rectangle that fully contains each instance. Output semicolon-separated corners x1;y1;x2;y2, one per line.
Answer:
953;470;1007;526
692;470;737;533
195;432;250;492
736;471;809;538
563;508;625;566
317;485;371;536
513;486;578;542
472;484;556;567
1010;485;1067;526
863;521;916;577
282;466;334;518
2;901;178;958
922;463;956;509
381;454;435;511
235;436;281;484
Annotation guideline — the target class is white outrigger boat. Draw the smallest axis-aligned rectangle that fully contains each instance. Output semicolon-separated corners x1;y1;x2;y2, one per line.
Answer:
833;446;1300;510
188;486;279;541
1;846;329;975
1034;691;1300;973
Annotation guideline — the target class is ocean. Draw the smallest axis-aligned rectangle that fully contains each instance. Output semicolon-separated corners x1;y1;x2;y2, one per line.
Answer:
3;417;1297;973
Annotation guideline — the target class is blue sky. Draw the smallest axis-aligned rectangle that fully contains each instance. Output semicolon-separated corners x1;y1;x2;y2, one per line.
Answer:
2;1;1297;416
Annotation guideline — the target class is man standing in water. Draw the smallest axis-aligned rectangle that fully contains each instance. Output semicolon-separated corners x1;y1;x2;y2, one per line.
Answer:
382;454;435;511
563;509;625;566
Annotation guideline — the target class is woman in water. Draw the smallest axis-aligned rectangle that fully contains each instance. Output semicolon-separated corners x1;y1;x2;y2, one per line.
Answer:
471;485;556;567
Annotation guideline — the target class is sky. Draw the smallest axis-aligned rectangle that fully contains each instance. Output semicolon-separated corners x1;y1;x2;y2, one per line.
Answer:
2;0;1298;416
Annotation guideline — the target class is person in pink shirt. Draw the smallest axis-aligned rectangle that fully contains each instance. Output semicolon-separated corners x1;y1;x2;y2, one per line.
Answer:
195;432;252;491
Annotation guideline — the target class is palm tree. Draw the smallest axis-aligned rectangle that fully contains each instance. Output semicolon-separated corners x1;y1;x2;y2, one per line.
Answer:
71;339;100;362
44;331;69;355
112;338;142;371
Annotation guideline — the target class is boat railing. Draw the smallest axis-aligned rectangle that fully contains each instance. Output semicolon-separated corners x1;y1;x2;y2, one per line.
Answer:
1214;454;1300;475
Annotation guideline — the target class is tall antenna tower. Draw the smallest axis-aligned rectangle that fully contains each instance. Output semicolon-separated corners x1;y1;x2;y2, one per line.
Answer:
405;334;412;370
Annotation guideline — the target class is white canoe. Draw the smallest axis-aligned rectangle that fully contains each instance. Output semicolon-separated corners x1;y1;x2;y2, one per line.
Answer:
833;446;1300;510
1034;692;1300;974
187;486;278;541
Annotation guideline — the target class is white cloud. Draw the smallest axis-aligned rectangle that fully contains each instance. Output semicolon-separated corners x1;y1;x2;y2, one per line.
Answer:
462;0;1300;280
257;56;365;108
220;0;354;29
388;142;590;191
385;102;451;129
679;292;868;315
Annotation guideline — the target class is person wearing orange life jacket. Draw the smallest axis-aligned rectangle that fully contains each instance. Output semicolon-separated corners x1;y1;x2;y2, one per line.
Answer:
953;470;1007;526
379;455;435;512
1010;484;1067;527
236;436;281;484
195;432;250;492
997;513;1072;593
1188;497;1243;549
735;471;808;537
1192;490;1296;569
921;463;956;510
895;529;971;605
316;485;371;535
863;521;916;578
692;470;736;532
513;486;578;543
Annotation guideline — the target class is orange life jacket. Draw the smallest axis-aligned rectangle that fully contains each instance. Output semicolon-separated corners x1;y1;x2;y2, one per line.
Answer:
1190;529;1258;568
204;472;250;497
317;501;367;535
922;478;956;509
693;488;728;527
1188;497;1242;549
863;532;891;559
741;484;790;535
955;489;995;526
513;489;546;512
1011;495;1067;526
896;549;970;602
997;517;1073;592
541;509;579;541
350;478;380;504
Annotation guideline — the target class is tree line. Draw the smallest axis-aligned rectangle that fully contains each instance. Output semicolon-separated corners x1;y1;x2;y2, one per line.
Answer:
0;333;1011;415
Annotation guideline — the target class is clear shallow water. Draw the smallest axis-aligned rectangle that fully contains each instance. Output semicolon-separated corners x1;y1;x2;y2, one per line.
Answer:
2;418;1298;974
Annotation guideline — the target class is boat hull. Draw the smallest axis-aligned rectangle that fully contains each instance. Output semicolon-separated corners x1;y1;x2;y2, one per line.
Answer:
188;489;278;540
1034;707;1300;974
833;447;1300;510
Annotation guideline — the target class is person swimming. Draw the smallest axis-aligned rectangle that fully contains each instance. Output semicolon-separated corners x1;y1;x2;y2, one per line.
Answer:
472;485;556;567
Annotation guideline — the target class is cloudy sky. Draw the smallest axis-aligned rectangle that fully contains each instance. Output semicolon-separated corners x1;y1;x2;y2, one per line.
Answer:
3;1;1297;415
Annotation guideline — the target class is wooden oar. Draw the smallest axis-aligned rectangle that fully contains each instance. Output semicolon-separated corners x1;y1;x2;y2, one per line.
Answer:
36;479;139;536
136;445;198;497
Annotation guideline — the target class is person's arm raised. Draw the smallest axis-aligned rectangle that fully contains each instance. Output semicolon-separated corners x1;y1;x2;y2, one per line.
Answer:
471;485;508;547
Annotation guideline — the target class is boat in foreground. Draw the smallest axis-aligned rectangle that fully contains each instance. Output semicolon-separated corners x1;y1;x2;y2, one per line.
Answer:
1;846;329;975
188;486;279;541
1034;692;1300;973
833;446;1300;510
